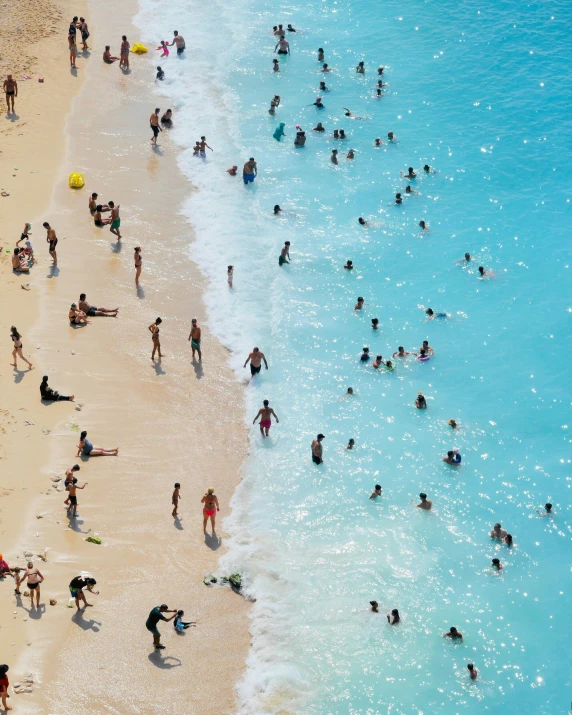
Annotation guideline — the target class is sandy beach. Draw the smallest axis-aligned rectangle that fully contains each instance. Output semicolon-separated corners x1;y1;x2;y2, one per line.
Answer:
1;1;250;713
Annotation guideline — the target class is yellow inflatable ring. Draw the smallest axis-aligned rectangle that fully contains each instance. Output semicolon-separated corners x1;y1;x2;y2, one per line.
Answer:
130;43;148;54
69;172;85;189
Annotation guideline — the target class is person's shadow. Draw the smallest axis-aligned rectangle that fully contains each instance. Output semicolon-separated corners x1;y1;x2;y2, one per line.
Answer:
110;240;123;254
70;322;87;330
136;285;145;300
70;67;78;77
173;516;183;531
12;366;32;384
120;67;131;75
148;651;181;669
6;112;20;122
47;265;60;278
68;515;90;534
192;360;203;380
81;49;91;58
72;610;101;631
151;144;164;156
24;602;45;620
152;361;166;376
204;531;221;551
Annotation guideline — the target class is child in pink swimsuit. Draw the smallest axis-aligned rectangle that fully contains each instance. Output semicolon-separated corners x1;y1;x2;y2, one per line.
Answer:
157;41;169;57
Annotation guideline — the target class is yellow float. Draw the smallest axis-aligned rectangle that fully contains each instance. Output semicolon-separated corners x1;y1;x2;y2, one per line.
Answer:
130;43;148;54
68;172;85;189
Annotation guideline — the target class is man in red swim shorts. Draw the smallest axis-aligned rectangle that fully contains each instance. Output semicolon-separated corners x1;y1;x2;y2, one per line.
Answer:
252;399;279;438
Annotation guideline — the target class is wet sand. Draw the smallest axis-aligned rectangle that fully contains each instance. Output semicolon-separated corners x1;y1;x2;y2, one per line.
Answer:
1;0;251;712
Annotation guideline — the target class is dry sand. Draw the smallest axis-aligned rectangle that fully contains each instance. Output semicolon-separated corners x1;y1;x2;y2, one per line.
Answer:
1;0;251;713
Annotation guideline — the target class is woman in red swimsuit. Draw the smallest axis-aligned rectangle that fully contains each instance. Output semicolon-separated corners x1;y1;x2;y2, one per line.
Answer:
201;488;220;534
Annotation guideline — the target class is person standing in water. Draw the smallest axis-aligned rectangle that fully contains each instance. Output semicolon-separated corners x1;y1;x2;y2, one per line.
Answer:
43;222;58;265
120;35;130;69
243;157;257;184
227;265;234;287
149;317;162;361
244;347;269;377
167;30;186;55
275;35;290;54
279;241;291;266
201;488;220;533
414;492;432;510
150;108;162;144
134;246;142;284
188;318;202;361
312;434;325;464
253;399;279;437
467;663;478;680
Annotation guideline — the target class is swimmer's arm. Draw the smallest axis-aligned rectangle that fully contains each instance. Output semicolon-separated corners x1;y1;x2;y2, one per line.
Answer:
263;356;269;369
243;355;251;367
270;409;279;423
274;42;279;52
253;409;262;424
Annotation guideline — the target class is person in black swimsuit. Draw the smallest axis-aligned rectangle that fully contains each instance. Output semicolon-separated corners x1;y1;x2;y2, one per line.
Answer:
3;74;17;113
43;222;58;265
40;375;74;401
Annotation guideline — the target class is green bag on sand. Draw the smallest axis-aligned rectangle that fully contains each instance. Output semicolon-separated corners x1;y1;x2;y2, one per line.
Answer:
85;535;102;545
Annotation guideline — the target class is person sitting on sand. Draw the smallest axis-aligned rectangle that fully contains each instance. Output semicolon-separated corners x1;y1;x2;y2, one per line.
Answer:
201;488;220;533
79;293;118;317
0;554;18;580
93;205;111;227
69;303;91;325
227;165;238;176
40;375;74;402
103;45;120;63
77;430;118;457
88;192;99;212
161;109;173;126
11;247;30;272
173;610;197;632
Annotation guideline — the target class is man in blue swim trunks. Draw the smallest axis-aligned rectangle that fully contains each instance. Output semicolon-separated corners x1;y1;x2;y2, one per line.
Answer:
243;157;257;184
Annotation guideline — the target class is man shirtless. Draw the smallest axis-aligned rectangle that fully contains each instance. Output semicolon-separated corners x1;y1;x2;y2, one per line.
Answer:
244;347;268;377
150;108;162;144
188;318;202;361
243;157;257;184
168;31;186;56
253;399;279;437
103;46;120;63
43;222;58;265
274;36;290;55
67;478;88;517
312;434;325;464
120;35;130;69
199;136;213;156
4;74;17;113
108;201;122;239
78;293;118;317
415;492;432;510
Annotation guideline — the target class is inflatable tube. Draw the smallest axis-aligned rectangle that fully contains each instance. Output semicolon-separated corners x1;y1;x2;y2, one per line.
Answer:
68;172;85;188
130;43;148;54
418;356;431;362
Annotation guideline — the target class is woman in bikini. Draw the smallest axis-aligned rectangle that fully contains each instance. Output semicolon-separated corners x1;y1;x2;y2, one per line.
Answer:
79;17;90;51
69;31;78;68
149;317;162;360
10;326;33;370
134;247;142;284
22;561;44;609
77;430;118;457
69;303;91;325
201;488;220;534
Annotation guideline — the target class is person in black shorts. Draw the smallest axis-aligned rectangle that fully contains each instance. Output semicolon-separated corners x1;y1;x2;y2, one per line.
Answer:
243;347;269;377
312;434;325;464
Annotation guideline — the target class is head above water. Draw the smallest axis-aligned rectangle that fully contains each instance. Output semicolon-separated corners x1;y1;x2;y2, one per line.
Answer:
317;434;325;440
545;503;552;511
375;485;381;491
420;493;427;500
448;419;457;428
372;318;379;326
347;387;353;394
357;296;364;303
358;217;366;225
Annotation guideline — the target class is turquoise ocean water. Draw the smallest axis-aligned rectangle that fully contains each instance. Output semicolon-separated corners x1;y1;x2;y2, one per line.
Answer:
136;0;571;711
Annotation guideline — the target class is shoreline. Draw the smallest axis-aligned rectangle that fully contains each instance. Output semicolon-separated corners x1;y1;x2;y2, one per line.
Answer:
2;0;251;711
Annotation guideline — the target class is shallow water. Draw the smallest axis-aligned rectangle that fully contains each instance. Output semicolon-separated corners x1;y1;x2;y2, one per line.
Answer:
136;0;571;712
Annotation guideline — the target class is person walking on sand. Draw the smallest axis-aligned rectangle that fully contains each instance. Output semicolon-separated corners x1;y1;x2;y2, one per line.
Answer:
69;574;98;610
43;222;58;265
107;201;122;239
0;664;11;712
167;30;186;56
3;74;17;113
253;399;279;437
172;483;181;517
244;347;268;377
188;318;201;361
134;246;142;284
146;604;177;650
10;326;33;370
201;488;220;533
120;35;130;69
77;430;118;457
150;108;162;144
149;317;162;360
66;477;87;517
243;157;257;184
23;561;44;609
312;434;325;464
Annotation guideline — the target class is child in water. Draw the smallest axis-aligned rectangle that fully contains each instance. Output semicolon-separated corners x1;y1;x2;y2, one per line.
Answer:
156;40;169;57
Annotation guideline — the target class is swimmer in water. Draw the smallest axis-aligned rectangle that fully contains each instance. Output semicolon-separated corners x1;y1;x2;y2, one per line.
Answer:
354;296;365;310
227;165;238;176
321;63;331;72
274;205;282;214
356;61;365;74
319;81;328;91
478;266;495;278
420;340;434;356
536;503;553;517
375;88;382;98
370;485;382;499
346;149;355;159
273;58;279;71
333;129;339;139
374;137;382;146
384;360;394;371
387;609;400;624
393;346;413;358
313;122;325;132
419;220;428;231
405;185;417;194
423;308;447;321
346;387;354;396
344;260;354;270
378;66;384;76
444;627;463;641
360;347;370;362
467;664;478;680
318;48;324;62
346;438;355;450
387;131;396;142
401;167;417;178
372;354;383;369
339;129;346;139
424;164;434;173
443;450;462;466
370;601;379;612
457;252;472;264
395;193;403;204
414;492;432;510
504;533;513;546
313;97;324;109
448;419;458;429
331;149;339;165
491;523;507;540
415;392;427;409
342;107;364;119
492;558;502;572
358;217;368;226
287;24;296;32
371;318;379;330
